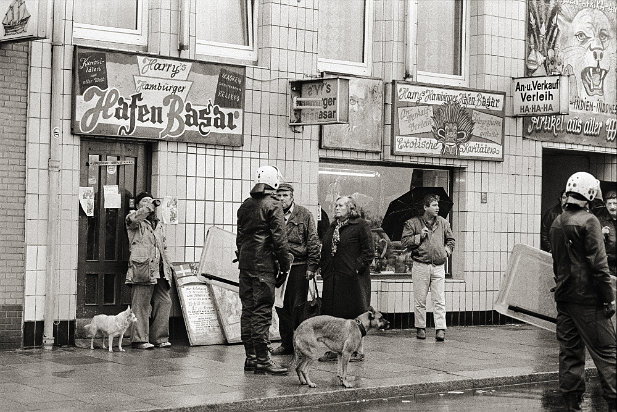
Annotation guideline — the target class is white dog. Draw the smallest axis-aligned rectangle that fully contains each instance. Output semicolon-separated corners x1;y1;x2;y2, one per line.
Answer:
84;306;137;352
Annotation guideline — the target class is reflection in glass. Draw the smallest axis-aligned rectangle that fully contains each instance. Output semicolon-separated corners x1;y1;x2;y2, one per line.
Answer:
197;0;249;46
417;0;463;75
319;0;365;62
74;0;138;30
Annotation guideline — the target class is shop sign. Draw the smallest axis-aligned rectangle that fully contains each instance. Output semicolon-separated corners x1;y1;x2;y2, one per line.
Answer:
289;77;349;125
512;75;569;116
0;0;48;43
72;47;245;146
522;0;616;148
392;81;505;161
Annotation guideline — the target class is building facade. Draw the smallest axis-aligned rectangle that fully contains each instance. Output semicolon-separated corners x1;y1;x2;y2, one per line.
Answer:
0;0;614;348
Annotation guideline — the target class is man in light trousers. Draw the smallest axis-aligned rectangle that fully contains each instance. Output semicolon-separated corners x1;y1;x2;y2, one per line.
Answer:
401;194;455;342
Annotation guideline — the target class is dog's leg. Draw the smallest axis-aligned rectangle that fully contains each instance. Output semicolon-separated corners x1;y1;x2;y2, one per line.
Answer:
338;341;355;388
90;335;95;350
108;335;113;352
296;357;307;385
301;359;316;388
118;333;125;352
102;335;106;349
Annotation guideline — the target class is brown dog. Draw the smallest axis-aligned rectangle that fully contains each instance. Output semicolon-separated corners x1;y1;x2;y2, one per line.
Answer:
292;307;390;388
84;306;137;352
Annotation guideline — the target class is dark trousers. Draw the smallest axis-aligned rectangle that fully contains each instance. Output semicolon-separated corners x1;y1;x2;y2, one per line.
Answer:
239;270;275;347
556;302;616;403
275;264;309;348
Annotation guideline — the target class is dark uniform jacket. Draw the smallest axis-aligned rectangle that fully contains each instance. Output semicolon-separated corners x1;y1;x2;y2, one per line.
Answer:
285;204;320;272
236;186;291;274
550;203;614;306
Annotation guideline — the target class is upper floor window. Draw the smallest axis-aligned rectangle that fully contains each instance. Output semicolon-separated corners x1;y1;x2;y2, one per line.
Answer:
318;0;373;76
414;0;468;85
195;0;256;62
73;0;148;46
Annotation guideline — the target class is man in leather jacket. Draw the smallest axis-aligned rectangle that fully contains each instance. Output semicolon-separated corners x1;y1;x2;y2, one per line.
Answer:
270;182;320;355
236;166;291;375
550;172;616;412
541;190;566;252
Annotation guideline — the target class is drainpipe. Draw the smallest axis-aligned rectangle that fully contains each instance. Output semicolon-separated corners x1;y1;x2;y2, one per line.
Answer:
43;0;66;350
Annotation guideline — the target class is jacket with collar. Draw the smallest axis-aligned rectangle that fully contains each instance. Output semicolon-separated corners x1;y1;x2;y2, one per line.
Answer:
401;215;455;266
550;203;614;305
319;217;374;277
125;206;173;285
284;203;321;272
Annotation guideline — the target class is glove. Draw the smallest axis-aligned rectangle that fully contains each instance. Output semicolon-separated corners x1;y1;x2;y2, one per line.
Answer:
275;271;288;288
305;270;315;280
603;301;616;319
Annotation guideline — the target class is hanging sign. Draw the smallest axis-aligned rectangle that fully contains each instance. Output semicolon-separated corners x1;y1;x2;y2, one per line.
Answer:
0;0;48;43
289;77;349;125
72;47;246;146
512;75;569;117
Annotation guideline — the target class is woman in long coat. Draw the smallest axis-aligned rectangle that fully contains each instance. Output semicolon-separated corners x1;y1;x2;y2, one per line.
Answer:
319;196;374;361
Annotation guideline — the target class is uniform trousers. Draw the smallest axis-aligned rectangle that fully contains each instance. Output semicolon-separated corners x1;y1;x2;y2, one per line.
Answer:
239;270;275;347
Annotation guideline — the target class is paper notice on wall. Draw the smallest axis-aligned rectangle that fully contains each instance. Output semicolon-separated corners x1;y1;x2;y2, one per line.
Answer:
79;187;95;217
103;185;121;209
161;196;178;225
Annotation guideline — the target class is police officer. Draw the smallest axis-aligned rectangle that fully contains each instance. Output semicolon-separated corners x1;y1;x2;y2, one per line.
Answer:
236;166;291;375
550;172;616;412
270;182;320;355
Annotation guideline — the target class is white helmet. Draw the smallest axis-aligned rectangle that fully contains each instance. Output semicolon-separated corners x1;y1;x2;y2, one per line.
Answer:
255;165;282;190
565;172;599;201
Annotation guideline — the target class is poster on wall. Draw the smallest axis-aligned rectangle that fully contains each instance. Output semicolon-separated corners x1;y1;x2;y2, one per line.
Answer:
0;0;48;43
392;81;506;161
523;0;616;148
321;77;384;152
72;47;246;146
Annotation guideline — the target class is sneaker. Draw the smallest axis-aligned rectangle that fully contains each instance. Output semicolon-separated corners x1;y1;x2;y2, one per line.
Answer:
270;345;293;356
154;342;171;348
132;342;154;349
436;329;445;342
349;352;365;362
318;351;338;362
416;328;426;340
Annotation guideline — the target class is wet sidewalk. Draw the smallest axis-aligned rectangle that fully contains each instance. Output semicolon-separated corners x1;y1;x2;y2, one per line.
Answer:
0;325;597;412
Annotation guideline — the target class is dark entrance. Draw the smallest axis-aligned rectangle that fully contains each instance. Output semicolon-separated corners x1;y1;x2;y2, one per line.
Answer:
77;139;149;322
541;149;591;216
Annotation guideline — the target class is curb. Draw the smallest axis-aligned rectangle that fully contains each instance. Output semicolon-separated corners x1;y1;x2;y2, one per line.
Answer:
144;368;598;412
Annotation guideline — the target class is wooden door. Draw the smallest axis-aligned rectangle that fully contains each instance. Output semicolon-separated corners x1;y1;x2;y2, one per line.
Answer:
77;139;149;318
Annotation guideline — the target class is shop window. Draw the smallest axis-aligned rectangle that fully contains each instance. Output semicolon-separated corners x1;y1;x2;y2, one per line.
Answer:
73;0;148;46
413;0;468;86
318;162;452;277
318;0;373;76
195;0;256;62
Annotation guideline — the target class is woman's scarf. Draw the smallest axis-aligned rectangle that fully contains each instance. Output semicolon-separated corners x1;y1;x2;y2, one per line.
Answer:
331;218;349;256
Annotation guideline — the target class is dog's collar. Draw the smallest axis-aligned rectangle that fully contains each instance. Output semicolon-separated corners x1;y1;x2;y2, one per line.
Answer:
355;318;367;337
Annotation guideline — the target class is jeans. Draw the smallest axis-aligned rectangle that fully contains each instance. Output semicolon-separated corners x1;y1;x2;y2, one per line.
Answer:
556;302;616;403
239;270;275;347
412;261;446;330
130;278;172;344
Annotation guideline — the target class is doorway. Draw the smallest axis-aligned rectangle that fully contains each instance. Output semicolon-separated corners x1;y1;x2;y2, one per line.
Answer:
541;150;591;216
77;139;149;321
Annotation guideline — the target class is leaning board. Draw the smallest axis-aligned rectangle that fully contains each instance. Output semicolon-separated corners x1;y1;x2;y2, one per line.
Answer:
173;263;226;346
494;244;557;332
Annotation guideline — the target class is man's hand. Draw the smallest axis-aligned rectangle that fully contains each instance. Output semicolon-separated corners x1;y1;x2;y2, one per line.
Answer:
305;270;315;280
275;271;288;288
602;226;610;236
603;301;616;319
445;246;452;256
421;227;430;239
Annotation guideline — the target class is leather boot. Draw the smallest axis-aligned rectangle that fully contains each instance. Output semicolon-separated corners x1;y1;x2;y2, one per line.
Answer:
563;393;583;412
254;343;288;375
243;343;257;372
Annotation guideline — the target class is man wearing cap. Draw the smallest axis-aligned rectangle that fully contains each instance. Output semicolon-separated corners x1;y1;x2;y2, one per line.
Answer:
271;182;320;355
125;192;174;349
236;166;292;375
550;172;616;412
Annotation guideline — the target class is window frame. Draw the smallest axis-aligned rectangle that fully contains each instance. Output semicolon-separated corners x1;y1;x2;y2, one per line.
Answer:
194;0;258;63
408;0;470;87
72;0;149;46
317;0;374;76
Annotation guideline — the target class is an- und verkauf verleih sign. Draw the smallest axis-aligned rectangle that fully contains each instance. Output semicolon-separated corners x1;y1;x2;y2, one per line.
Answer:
72;47;245;146
392;81;506;161
511;75;569;117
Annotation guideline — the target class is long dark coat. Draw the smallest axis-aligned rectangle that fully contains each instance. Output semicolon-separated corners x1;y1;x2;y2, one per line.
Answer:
320;217;374;319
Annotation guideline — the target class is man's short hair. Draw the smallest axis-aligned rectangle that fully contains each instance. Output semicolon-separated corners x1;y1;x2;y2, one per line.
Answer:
423;194;440;207
605;190;617;200
277;182;294;192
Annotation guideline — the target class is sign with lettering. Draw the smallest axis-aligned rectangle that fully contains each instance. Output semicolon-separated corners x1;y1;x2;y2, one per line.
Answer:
523;0;616;148
0;0;47;43
72;47;245;146
512;76;569;116
392;81;506;161
289;78;349;125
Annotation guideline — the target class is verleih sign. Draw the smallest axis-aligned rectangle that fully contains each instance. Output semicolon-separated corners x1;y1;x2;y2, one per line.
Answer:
512;76;569;117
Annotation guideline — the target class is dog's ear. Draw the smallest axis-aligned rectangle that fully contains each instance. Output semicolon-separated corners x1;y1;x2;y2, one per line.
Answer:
368;311;375;320
369;306;374;313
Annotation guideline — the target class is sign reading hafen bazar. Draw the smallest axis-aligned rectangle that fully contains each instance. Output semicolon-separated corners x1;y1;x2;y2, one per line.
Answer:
522;0;616;148
512;76;569;117
392;81;506;161
72;47;245;146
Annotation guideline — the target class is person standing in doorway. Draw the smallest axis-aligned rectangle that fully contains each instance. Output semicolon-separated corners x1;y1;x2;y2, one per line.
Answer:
236;165;292;375
541;190;567;252
125;192;174;349
270;182;320;355
598;190;617;277
550;172;616;412
401;194;455;342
